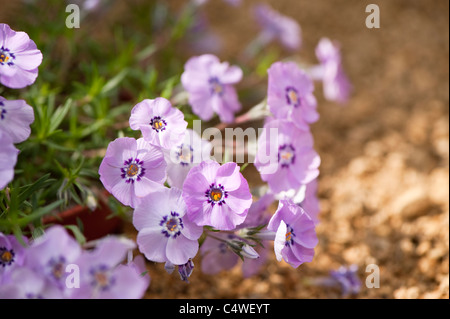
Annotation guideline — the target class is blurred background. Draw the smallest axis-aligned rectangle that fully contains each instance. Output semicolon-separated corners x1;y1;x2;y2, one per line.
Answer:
1;0;448;298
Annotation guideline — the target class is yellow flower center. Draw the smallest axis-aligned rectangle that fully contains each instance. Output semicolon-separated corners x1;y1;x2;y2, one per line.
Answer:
1;251;12;263
127;163;139;177
0;54;9;64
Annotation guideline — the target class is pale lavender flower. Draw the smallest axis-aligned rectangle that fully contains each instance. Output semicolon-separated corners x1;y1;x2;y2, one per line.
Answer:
133;187;203;265
181;54;243;123
165;129;212;189
24;225;82;290
129;98;187;150
300;179;320;224
254;119;320;194
268;200;318;268
254;4;301;51
267;62;319;131
330;265;361;296
0;267;62;299
0;233;27;284
71;237;148;299
0;130;19;190
313;38;352;104
0;24;43;89
183;160;252;230
0;96;34;144
99;137;167;208
200;233;239;275
241;245;268;278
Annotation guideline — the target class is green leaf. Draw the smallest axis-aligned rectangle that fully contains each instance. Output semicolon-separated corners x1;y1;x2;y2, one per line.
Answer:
64;224;86;245
49;98;73;134
101;69;129;96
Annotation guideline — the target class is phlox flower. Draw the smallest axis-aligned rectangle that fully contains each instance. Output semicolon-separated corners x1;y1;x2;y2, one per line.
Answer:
0;267;62;299
183;160;252;230
133;187;203;265
314;38;352;104
181;54;243;123
71;237;149;299
254;4;301;51
24;225;82;291
254;119;320;194
0;233;27;284
329;265;361;297
200;233;239;275
268;200;318;268
99;137;167;208
0;130;19;190
267;61;319;131
165;129;212;189
129;97;187;150
0;24;43;89
0;96;34;144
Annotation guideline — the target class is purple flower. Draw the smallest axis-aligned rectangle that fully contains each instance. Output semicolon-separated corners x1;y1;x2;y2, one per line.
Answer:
129;98;187;150
183;160;253;230
177;259;195;283
268;200;318;268
0;233;27;284
0;24;43;89
267;62;319;131
241;245;268;278
314;38;352;104
99;137;167;208
240;193;275;229
0;130;19;190
254;4;301;51
71;237;148;299
181;54;243;123
0;267;62;299
300;179;320;224
0;96;34;144
133;187;203;265
330;265;361;297
24;225;82;290
255;119;320;194
200;233;239;275
165;129;212;189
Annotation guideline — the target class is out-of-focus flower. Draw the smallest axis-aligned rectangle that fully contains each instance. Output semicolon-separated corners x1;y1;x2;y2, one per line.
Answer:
0;131;20;190
0;24;43;89
71;237;148;299
329;264;361;296
0;96;34;144
255;119;320;194
0;267;62;299
133;187;203;265
24;226;82;290
254;4;301;51
300;179;320;224
200;233;239;275
268;200;318;268
129;98;187;150
0;234;27;284
165;129;212;189
183;160;252;230
267;62;319;131
98;137;166;208
181;54;243;123
313;38;352;104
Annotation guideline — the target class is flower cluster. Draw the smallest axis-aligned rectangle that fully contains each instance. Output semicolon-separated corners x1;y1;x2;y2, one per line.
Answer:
0;23;41;190
0;226;150;299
